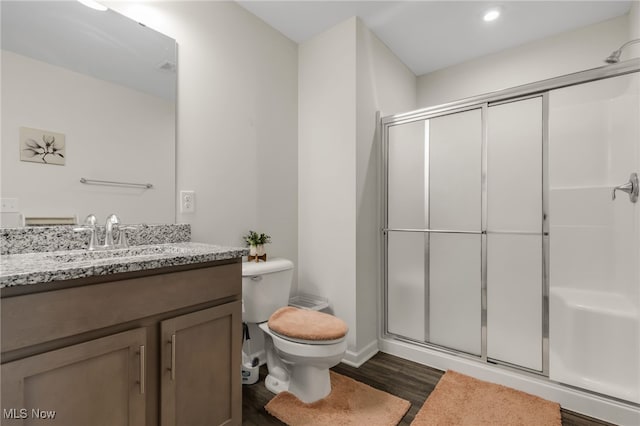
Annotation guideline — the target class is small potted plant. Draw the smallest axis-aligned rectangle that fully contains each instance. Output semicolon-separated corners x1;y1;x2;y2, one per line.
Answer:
244;230;271;261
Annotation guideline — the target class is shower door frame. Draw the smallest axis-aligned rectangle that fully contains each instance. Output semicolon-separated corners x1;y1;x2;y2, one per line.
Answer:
381;58;640;377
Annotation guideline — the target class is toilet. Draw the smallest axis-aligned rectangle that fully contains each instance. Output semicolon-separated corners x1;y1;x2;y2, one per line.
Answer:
242;258;348;403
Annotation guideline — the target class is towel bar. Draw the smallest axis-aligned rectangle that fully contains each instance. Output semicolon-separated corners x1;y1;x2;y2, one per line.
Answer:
80;178;153;189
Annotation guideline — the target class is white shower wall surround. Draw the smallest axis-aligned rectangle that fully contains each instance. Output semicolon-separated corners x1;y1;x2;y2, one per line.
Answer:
548;73;640;404
381;59;640;424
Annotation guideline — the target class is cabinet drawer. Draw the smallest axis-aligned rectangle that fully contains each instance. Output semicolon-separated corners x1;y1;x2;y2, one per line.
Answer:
2;263;241;353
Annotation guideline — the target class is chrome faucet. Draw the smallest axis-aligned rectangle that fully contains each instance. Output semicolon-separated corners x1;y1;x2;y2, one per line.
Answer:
75;213;130;250
104;214;120;247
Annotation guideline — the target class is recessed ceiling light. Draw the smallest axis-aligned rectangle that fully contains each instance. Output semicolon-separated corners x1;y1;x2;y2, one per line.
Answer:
77;0;108;11
483;8;501;22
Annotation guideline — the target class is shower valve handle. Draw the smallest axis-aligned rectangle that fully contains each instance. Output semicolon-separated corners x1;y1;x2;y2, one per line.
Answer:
612;173;638;203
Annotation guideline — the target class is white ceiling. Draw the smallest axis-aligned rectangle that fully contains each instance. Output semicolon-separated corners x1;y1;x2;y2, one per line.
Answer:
236;1;633;76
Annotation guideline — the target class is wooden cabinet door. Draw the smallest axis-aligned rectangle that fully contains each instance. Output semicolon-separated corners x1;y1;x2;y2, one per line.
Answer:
1;328;146;426
160;302;241;426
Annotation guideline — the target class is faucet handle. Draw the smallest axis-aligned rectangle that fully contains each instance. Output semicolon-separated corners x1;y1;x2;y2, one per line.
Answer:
105;214;120;225
83;214;97;226
117;226;136;249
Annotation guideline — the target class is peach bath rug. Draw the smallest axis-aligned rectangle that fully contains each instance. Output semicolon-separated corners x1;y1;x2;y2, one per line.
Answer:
265;371;411;425
411;370;561;426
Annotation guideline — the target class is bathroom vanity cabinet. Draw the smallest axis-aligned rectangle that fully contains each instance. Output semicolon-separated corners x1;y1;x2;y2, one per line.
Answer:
1;260;242;426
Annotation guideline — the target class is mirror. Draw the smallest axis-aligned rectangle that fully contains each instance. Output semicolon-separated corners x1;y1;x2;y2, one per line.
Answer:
0;1;177;226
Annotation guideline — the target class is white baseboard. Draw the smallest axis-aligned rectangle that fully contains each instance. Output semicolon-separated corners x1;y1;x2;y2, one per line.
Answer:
341;339;379;368
380;338;640;426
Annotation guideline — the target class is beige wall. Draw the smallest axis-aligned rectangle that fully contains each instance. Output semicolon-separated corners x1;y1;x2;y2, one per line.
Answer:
355;19;416;361
417;15;629;108
109;2;299;285
298;17;358;352
298;17;416;365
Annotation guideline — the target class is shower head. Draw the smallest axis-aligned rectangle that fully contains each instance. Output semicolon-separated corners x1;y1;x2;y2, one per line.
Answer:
604;50;621;64
604;39;640;64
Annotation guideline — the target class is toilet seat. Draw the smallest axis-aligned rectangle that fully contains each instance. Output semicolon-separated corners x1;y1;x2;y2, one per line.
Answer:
269;329;345;345
267;306;348;341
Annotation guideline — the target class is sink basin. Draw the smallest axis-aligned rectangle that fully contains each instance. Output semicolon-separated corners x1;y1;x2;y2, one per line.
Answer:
44;245;192;263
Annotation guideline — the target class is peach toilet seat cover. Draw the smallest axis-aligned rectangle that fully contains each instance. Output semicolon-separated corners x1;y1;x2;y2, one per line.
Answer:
268;306;348;341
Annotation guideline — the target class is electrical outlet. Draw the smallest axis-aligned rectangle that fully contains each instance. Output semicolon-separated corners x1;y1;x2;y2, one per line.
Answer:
180;191;195;213
0;198;19;213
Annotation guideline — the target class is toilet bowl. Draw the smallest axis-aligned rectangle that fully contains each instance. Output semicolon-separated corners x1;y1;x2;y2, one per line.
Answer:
259;307;348;403
241;259;348;403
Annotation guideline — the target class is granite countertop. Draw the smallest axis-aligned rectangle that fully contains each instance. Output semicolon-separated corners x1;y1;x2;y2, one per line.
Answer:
0;242;249;288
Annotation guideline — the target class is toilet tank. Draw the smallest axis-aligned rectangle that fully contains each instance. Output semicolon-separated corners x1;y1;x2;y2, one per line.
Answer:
242;258;294;323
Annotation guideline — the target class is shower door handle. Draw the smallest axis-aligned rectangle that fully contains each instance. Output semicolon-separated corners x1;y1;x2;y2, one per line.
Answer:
612;173;638;203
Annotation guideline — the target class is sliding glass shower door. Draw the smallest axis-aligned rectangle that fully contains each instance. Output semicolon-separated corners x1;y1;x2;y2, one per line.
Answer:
384;97;545;371
383;60;640;398
385;108;483;355
486;97;544;372
386;119;427;342
428;109;482;355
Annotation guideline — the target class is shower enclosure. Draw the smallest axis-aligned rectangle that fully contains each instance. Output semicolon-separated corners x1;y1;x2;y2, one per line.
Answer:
381;59;640;406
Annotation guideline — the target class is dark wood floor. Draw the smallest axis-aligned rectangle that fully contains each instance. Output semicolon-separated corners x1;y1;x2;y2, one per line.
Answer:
242;351;615;425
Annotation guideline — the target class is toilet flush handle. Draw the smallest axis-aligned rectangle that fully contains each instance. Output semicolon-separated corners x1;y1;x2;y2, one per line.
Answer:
250;275;262;282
